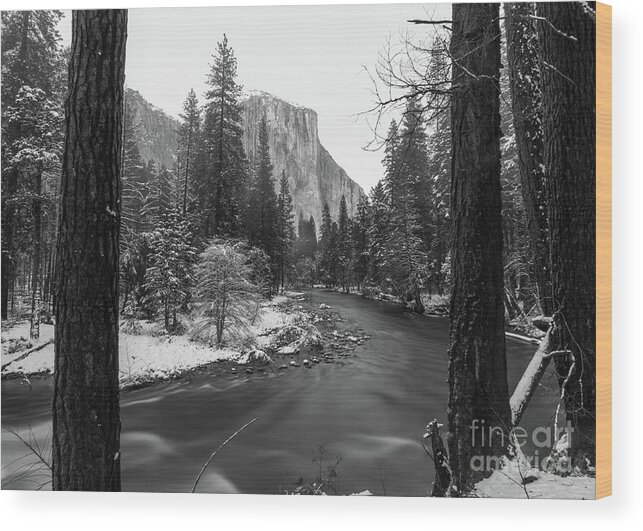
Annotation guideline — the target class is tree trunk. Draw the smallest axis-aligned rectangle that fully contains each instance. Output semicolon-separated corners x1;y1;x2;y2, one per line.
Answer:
447;3;511;493
414;289;424;314
505;3;553;316
538;2;596;465
30;170;43;339
52;9;127;491
2;165;19;320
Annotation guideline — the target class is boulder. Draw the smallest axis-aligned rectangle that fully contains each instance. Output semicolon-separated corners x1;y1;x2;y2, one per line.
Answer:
237;349;272;366
277;345;299;356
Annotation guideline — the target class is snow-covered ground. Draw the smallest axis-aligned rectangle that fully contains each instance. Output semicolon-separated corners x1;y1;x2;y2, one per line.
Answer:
1;299;301;388
474;456;596;500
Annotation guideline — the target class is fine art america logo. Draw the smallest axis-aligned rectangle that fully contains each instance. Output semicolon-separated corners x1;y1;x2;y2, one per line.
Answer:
470;419;575;473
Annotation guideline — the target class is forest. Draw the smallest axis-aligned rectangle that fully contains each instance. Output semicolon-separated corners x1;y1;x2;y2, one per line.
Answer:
1;3;597;497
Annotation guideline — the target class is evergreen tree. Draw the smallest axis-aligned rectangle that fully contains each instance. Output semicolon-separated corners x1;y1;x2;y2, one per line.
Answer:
377;100;431;310
337;195;353;292
276;171;295;290
352;196;370;291
295;214;317;259
200;34;247;238
366;181;389;285
52;9;127;491
382;119;400;192
426;108;451;294
178;88;201;217
318;203;337;287
396;99;432;252
447;3;511;492
247;115;279;286
505;3;552;316
538;1;597;463
143;210;196;331
121;101;146;241
140;159;157;230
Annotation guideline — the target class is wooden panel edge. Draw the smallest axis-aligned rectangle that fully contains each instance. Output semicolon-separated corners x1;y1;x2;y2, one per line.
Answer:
595;0;612;500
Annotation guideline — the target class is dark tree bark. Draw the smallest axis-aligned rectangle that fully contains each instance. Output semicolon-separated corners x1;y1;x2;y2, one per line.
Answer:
538;2;596;464
505;2;553;316
447;3;511;492
52;9;127;491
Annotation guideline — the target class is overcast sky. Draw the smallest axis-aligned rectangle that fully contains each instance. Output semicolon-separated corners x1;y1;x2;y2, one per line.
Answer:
58;4;449;191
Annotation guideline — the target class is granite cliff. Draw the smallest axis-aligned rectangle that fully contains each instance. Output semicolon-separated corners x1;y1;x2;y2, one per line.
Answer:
242;91;364;225
125;88;180;170
127;88;363;226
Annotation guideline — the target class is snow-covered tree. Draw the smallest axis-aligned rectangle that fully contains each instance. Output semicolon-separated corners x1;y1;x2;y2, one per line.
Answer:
276;171;295;291
178;88;201;217
143;210;196;331
192;240;264;346
199;34;248;239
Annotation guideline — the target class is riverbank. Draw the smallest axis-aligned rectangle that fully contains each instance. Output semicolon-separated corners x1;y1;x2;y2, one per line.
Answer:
322;285;544;342
1;291;370;389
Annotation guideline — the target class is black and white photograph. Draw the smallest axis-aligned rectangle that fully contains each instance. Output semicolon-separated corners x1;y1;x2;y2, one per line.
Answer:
1;1;606;501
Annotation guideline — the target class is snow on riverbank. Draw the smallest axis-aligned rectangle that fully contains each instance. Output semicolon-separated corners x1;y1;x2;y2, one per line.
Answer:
1;298;301;388
474;456;596;500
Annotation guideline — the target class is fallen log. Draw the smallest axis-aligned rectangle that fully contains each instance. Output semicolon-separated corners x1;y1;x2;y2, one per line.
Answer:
510;328;553;426
1;340;53;371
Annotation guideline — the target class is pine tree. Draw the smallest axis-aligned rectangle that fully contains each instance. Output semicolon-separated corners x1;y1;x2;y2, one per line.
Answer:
308;216;318;258
121;101;146;241
352;196;370;291
426;108;451;294
379;100;431;310
505;2;552;316
318;203;337;287
201;34;248;238
382;119;400;191
52;9;127;491
337;195;353;292
366;181;389;285
447;3;511;492
397;99;432;252
178;88;201;217
247;115;279;286
276;171;295;291
538;1;597;463
143;209;196;331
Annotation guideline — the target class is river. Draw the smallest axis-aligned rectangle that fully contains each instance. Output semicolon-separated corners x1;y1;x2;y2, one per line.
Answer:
1;289;559;495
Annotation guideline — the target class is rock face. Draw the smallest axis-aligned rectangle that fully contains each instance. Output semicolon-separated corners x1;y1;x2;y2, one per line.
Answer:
126;88;363;226
242;91;364;226
125;88;179;169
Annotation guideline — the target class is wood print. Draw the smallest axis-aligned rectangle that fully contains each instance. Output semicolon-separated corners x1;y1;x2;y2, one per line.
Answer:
0;2;611;498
